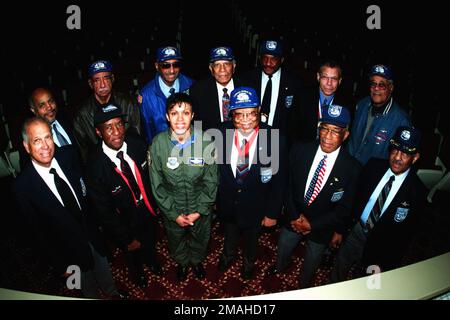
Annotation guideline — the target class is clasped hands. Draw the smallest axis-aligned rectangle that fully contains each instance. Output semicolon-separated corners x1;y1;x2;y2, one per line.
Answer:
176;212;201;227
291;214;311;235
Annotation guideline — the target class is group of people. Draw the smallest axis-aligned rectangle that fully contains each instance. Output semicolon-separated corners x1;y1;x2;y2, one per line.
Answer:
12;39;427;298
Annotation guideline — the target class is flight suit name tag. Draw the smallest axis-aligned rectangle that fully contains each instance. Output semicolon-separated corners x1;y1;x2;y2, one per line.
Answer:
188;157;205;167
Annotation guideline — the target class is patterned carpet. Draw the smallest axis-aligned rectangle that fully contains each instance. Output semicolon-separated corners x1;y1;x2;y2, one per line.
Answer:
55;219;336;300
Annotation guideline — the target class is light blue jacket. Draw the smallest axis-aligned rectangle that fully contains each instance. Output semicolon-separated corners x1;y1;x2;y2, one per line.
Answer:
348;96;411;165
139;73;194;142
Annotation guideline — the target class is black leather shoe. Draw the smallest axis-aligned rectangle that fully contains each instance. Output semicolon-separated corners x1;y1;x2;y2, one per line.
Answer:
135;273;148;288
241;266;254;280
266;265;279;276
177;265;188;282
192;263;205;279
218;256;232;272
111;289;130;300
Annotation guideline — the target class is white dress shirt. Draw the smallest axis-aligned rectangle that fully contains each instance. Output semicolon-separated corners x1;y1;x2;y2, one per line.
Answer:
102;141;142;200
360;168;410;224
51;120;72;147
33;158;81;209
215;79;235;122
260;68;281;126
304;145;341;198
230;129;258;177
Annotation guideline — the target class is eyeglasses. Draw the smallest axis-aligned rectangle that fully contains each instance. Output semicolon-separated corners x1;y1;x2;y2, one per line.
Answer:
319;125;345;137
233;111;258;120
369;81;389;90
159;62;181;69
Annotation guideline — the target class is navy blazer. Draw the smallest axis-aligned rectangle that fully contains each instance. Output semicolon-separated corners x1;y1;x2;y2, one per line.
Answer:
189;76;243;132
286;141;361;244
295;86;353;143
85;134;157;249
352;158;427;271
216;122;288;229
240;68;302;140
13;147;104;274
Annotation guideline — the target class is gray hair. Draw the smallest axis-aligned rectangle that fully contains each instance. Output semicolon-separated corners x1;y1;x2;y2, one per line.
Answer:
21;116;51;144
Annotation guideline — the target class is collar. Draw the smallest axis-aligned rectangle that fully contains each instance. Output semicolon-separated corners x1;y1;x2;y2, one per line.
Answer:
158;75;180;97
102;141;128;161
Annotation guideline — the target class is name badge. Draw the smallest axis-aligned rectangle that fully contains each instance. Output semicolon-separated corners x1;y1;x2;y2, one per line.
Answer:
188;157;205;167
166;157;180;170
331;191;344;202
394;207;409;222
260;167;273;183
285;95;294;108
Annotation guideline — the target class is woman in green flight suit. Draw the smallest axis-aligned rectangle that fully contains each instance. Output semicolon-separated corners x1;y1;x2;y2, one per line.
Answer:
149;93;218;281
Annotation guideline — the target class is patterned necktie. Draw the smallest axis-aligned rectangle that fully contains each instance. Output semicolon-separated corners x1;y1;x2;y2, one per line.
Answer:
169;87;175;96
49;168;81;220
236;138;250;184
365;175;395;231
116;151;141;200
261;74;272;120
53;123;69;146
222;88;230;121
304;154;327;205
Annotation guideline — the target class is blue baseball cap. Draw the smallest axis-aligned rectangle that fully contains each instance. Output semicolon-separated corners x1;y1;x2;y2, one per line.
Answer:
390;126;421;154
88;60;113;77
370;64;393;81
156;46;182;63
229;87;260;111
209;46;234;62
260;40;283;58
319;105;350;128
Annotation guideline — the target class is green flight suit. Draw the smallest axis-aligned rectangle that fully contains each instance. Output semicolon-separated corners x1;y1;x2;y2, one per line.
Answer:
149;127;218;266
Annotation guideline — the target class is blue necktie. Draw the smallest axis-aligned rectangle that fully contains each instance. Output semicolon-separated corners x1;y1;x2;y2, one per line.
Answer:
53;123;69;146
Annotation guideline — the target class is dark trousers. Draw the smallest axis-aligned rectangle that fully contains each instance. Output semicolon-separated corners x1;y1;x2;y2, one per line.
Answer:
276;227;327;288
221;221;261;271
124;205;158;277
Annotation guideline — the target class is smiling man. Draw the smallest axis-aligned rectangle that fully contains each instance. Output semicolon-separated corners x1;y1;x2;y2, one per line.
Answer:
216;87;288;280
348;64;411;165
13;117;123;298
331;126;426;282
73;60;142;164
266;104;361;289
85;103;161;289
190;46;244;131
139;46;194;143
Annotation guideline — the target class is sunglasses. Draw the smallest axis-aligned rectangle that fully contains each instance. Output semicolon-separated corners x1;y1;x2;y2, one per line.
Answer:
159;62;181;69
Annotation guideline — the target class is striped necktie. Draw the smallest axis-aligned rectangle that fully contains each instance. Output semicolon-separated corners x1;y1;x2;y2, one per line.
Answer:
236;139;250;184
304;154;327;205
222;88;230;121
365;175;395;231
53;123;69;146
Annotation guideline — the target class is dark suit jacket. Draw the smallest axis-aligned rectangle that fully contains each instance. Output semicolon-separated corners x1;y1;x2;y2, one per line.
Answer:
189;77;243;131
295;86;353;143
286;141;361;244
216;122;288;229
85;134;157;249
352;158;427;271
13;147;104;274
240;68;302;141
